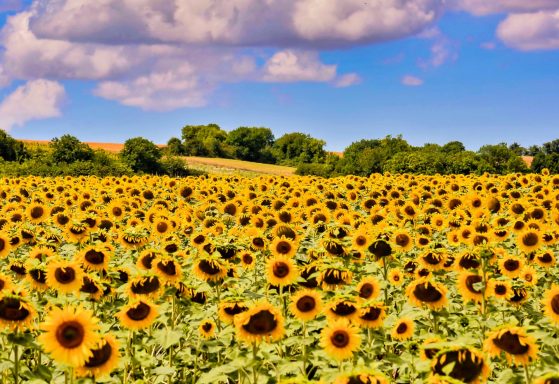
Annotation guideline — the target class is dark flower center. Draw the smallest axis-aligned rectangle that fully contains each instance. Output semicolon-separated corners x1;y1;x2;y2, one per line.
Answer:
355;236;367;246
80;277;100;294
550;295;559;315
459;255;480;269
360;307;382;321
85;250;105;265
126;302;151;321
522;233;539;247
432;349;484;382
242;254;254;264
359;283;375;299
224;303;248;316
492;331;530;355
331;302;356;316
54;267;76;284
465;275;483;294
395;234;410;247
198;260;221;275
202;322;213;332
30;206;44;219
242;310;277;335
396;322;408;334
85;342;112;367
413;282;443;303
538;253;553;263
504;259;520;271
30;269;47;284
56;321;85;349
368;240;392;258
272;262;290;278
494;284;507;295
322;269;347;285
157;260;177;276
131;277;160;294
156;222;169;233
296;296;316;313
0;298;30;321
330;330;350;348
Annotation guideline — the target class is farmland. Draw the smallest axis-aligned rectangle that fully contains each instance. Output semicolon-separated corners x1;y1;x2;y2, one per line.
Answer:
0;172;558;383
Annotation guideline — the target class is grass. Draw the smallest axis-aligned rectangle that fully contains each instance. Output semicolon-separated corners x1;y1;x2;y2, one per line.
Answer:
183;156;296;176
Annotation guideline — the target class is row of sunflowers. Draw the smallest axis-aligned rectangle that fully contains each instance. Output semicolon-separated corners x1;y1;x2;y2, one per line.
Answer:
1;172;559;383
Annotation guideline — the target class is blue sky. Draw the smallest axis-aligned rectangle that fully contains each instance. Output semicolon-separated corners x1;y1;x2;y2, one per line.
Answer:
1;1;558;151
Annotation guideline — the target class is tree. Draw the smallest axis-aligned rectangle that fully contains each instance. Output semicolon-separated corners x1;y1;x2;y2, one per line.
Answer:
50;135;94;163
442;141;466;154
120;137;162;173
181;124;231;157
478;143;528;174
0;130;28;162
226;127;275;162
166;137;185;156
272;132;326;165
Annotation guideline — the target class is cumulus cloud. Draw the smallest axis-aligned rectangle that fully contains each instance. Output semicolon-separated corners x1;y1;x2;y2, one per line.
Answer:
497;11;559;51
0;79;66;131
452;0;559;16
28;0;445;48
401;75;424;86
262;50;337;83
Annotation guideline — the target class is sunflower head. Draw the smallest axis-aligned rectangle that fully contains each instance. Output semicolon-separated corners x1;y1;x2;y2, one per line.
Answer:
199;319;216;339
118;300;158;330
289;289;322;322
320;319;361;361
0;291;35;331
75;334;120;379
431;347;489;384
391;318;414;341
484;325;538;365
234;301;284;344
406;278;448;310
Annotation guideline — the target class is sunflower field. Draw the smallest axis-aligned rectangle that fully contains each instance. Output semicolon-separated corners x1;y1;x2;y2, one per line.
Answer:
1;172;559;384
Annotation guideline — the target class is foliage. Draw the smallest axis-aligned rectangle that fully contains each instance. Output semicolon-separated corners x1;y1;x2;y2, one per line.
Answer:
50;134;94;164
226;127;275;163
478;143;528;174
181;124;233;158
159;156;191;177
120;137;162;174
0;130;28;162
272;132;327;165
165;137;186;156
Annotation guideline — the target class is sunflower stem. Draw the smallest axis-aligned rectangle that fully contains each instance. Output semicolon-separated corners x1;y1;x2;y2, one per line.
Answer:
13;344;19;384
302;322;308;376
252;342;259;384
523;364;532;384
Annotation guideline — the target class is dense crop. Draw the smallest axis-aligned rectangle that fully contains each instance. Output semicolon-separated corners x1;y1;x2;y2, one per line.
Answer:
0;172;559;383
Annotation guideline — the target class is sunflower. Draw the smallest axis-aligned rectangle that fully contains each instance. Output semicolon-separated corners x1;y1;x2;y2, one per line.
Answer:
517;229;542;253
319;267;353;290
520;265;538;286
356;277;380;301
38;306;100;367
356;302;386;329
193;257;228;282
351;228;370;251
430;347;489;384
0;292;36;331
239;251;256;269
391;318;414;341
498;255;524;278
218;301;249;324
325;298;358;322
333;370;389;384
0;232;12;258
534;250;555;268
488;279;512;300
457;272;484;303
46;260;84;294
25;262;48;291
199;319;216;339
406;278;448;310
321;319;361;361
507;287;529;306
485;325;539;365
269;236;297;258
289;289;322;321
118;300;159;330
79;275;104;301
266;255;299;287
0;273;13;294
419;250;447;271
75;334;119;379
127;275;161;299
77;246;110;271
542;285;559;324
151;217;172;238
388;268;404;286
26;203;48;224
153;256;182;284
391;229;414;252
234;301;284;343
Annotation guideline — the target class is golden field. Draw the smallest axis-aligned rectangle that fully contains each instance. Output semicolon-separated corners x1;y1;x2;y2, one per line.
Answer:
0;172;558;383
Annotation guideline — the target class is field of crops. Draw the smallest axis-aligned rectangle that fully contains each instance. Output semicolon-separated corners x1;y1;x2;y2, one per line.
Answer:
1;172;559;384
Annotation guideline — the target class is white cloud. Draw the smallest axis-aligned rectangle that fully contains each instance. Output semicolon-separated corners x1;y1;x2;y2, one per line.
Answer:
401;75;424;86
333;73;362;88
262;50;337;83
417;28;458;68
0;79;66;131
451;0;559;16
497;11;559;51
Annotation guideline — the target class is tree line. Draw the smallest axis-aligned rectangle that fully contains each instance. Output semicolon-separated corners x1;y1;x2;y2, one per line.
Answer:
1;125;558;177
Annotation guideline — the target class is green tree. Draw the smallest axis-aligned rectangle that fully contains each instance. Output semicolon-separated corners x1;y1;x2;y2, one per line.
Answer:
0;130;28;162
181;124;232;157
50;135;94;163
120;137;162;173
166;137;185;156
442;141;466;154
272;132;326;165
226;127;275;162
478;143;528;174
